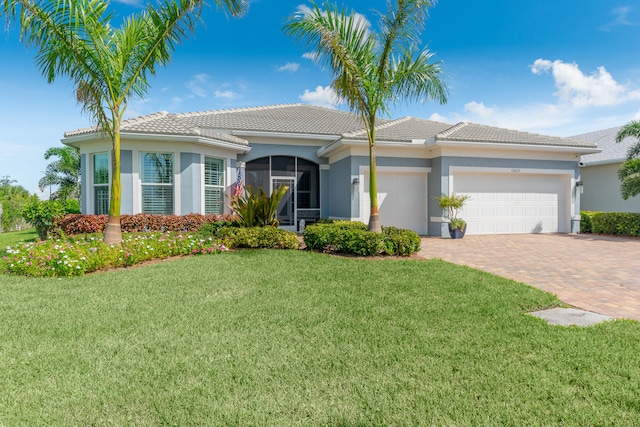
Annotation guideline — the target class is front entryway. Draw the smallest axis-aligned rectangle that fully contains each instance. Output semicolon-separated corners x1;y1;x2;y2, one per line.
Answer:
272;177;296;231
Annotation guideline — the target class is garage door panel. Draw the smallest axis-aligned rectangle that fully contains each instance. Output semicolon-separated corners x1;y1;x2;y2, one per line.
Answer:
453;172;570;235
363;171;428;235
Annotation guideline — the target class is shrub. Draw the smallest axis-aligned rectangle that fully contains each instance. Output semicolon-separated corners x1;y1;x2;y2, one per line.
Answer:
303;221;368;251
334;228;384;256
55;213;236;235
303;222;420;256
591;212;640;236
215;226;299;249
22;200;68;239
382;226;421;256
580;211;598;233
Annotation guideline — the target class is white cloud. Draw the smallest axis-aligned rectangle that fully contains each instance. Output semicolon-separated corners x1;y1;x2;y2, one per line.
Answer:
601;6;634;31
214;90;237;100
463;101;496;119
186;74;211;98
278;62;300;72
530;58;640;107
633;109;640;121
428;113;448;123
299;85;340;108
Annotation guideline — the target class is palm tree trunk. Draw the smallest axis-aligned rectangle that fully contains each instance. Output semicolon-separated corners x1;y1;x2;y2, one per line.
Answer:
104;128;122;244
367;123;381;233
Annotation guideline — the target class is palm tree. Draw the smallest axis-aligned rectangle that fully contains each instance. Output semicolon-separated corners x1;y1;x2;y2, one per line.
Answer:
284;0;448;232
2;0;248;243
39;146;81;201
615;121;640;200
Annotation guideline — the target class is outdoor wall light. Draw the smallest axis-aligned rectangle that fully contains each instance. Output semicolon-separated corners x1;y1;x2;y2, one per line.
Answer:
576;181;584;194
352;177;359;185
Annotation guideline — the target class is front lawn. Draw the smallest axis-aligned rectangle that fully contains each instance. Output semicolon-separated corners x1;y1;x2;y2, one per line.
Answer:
0;250;638;425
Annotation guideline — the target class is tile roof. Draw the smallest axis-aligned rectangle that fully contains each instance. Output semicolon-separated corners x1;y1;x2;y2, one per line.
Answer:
64;111;249;146
436;122;597;148
178;104;376;135
64;104;596;151
571;126;637;164
344;116;453;142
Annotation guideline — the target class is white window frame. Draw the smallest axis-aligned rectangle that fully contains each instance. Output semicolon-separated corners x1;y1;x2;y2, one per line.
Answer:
93;152;110;215
204;156;225;215
140;152;175;215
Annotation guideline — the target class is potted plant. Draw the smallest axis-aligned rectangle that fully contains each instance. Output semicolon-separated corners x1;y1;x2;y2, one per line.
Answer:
434;193;471;239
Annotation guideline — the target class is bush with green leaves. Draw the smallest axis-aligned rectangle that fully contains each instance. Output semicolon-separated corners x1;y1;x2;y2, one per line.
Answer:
22;200;69;239
303;221;368;251
382;226;421;256
210;225;299;249
580;211;599;233
579;211;640;236
303;221;420;256
591;212;640;236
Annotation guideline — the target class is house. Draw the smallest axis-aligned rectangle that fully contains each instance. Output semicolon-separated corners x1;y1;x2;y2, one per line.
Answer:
62;104;599;236
571;127;640;213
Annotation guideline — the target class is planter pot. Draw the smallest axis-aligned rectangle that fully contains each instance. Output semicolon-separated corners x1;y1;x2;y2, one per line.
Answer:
448;224;467;239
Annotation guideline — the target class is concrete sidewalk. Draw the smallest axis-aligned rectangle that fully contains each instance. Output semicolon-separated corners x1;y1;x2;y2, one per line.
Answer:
418;234;640;321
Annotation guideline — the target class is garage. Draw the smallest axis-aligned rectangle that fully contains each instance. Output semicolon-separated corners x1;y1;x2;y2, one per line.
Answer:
452;171;571;235
361;168;428;235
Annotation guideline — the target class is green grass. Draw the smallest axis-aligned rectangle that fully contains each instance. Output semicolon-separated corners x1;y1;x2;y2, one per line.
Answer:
0;250;639;425
0;229;37;252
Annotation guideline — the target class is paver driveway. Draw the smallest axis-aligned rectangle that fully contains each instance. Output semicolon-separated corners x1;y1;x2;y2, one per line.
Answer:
418;234;640;321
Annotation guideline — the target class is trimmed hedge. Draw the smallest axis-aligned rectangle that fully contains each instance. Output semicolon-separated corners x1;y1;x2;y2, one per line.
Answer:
303;221;421;256
55;213;237;235
212;226;299;249
580;211;640;236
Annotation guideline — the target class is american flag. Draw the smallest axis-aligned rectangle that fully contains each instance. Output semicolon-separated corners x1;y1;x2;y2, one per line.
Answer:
233;167;243;197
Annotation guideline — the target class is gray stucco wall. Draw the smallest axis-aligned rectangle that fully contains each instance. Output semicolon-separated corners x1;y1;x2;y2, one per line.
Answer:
180;152;201;214
121;150;133;215
328;157;352;218
581;163;640;213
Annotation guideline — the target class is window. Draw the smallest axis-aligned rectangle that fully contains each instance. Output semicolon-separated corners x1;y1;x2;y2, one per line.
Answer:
93;153;109;215
204;157;224;214
141;153;173;215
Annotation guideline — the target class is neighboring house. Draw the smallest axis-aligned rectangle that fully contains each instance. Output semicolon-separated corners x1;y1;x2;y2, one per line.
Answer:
572;127;640;213
62;104;598;236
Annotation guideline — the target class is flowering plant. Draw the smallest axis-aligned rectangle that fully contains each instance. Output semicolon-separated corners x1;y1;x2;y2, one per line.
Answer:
2;232;228;277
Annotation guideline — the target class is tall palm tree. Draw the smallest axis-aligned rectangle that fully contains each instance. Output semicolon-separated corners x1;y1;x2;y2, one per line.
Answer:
39;146;81;201
2;0;248;243
284;0;448;232
615;121;640;200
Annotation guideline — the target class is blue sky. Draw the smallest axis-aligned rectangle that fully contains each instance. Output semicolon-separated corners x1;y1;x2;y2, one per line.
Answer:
2;0;640;196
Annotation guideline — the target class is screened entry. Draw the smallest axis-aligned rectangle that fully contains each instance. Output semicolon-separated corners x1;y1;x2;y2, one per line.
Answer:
245;156;320;230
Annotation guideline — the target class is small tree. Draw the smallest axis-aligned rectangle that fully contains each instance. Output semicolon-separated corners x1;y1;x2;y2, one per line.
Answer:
616;121;640;200
2;0;248;244
284;0;448;232
39;146;81;201
434;192;470;231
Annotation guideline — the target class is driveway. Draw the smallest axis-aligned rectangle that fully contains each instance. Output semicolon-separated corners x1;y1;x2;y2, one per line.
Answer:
418;234;640;321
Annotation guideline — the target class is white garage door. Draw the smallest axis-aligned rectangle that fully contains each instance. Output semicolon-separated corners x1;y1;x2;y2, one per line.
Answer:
452;172;570;235
362;170;428;234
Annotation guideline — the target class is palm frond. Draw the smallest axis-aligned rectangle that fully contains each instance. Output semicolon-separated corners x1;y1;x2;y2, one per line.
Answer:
618;158;640;200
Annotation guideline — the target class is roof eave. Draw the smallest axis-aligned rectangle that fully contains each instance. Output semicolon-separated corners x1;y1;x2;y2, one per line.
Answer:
232;130;341;141
432;139;602;154
63;131;251;153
